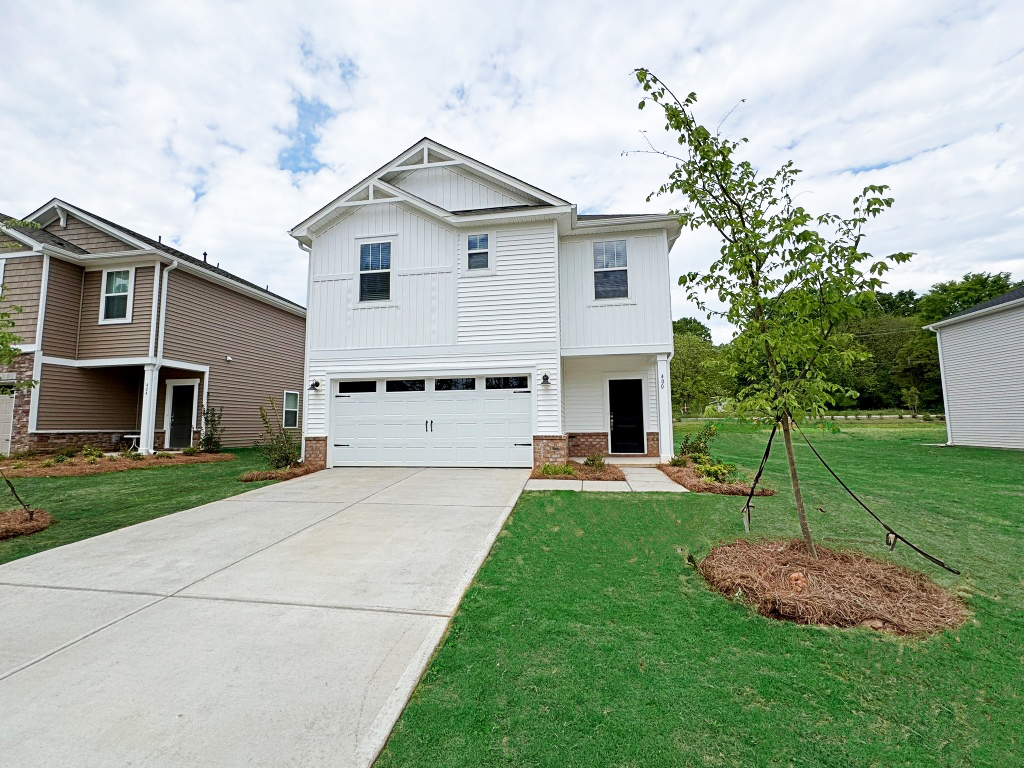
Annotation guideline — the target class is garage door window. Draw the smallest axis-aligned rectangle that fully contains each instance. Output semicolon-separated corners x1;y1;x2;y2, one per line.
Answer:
435;377;476;391
485;376;528;389
386;379;426;392
338;381;377;394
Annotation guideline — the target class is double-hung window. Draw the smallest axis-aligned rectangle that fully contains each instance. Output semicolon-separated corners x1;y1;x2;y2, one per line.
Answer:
467;234;489;271
359;241;391;302
100;268;133;322
283;391;299;428
593;240;628;300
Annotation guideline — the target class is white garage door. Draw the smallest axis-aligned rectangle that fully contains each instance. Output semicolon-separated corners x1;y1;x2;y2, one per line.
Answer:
330;375;533;467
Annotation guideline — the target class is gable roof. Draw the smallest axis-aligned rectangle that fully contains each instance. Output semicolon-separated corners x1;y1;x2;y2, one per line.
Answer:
24;199;304;314
927;285;1024;330
0;214;89;254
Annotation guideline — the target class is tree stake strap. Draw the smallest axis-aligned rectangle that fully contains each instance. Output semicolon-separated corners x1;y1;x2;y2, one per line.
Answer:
794;423;960;575
741;423;777;532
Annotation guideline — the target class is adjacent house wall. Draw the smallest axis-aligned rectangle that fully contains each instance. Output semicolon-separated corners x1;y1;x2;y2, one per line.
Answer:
937;304;1024;449
78;266;155;359
1;255;43;344
161;268;305;446
42;257;84;359
44;215;129;253
36;363;142;431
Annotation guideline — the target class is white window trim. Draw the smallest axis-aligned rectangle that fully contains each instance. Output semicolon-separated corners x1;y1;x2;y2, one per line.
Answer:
283;389;300;429
592;239;629;302
98;266;135;325
462;231;496;277
163;377;200;449
355;234;397;304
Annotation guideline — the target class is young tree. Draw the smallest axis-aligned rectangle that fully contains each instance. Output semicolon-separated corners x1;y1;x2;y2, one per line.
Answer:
634;71;912;556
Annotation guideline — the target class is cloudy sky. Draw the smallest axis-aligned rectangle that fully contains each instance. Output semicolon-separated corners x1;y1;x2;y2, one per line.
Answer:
4;0;1022;341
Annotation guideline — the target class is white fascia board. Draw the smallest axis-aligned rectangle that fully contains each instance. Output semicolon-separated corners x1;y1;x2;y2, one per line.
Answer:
924;296;1024;331
0;223;45;250
560;344;672;357
449;205;573;227
27;199;149;251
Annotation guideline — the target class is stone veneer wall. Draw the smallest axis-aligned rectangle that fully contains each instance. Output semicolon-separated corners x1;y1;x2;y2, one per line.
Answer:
8;353;34;454
303;436;327;470
533;435;568;466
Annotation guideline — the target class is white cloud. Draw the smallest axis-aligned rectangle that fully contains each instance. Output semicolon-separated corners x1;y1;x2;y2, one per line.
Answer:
2;0;1022;342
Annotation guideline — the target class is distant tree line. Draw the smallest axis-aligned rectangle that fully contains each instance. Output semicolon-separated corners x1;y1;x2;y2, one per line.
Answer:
671;271;1022;415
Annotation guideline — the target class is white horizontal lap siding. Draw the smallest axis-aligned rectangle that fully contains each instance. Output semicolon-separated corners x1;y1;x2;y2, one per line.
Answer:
393;166;529;211
559;234;672;350
308;203;456;351
563;355;658;432
938;305;1024;449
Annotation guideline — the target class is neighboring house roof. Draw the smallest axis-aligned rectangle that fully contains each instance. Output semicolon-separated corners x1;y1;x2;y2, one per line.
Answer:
23;199;305;314
927;285;1024;330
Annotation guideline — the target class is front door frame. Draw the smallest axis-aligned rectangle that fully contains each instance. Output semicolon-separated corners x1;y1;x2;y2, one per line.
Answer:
604;372;649;454
163;377;200;449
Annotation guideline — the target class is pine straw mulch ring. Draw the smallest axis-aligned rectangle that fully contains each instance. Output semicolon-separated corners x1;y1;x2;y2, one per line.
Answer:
0;508;53;540
658;462;775;496
697;538;967;636
529;461;626;482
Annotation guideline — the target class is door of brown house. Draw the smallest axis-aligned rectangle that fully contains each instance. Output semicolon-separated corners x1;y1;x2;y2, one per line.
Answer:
169;385;195;449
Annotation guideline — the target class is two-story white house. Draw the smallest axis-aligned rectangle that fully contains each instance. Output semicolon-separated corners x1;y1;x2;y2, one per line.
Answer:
290;139;680;469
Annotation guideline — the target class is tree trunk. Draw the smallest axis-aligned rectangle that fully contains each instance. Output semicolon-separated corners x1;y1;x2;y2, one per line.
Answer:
780;413;817;558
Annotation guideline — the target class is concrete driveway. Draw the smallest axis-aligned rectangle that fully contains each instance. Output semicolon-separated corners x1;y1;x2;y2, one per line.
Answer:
0;467;528;768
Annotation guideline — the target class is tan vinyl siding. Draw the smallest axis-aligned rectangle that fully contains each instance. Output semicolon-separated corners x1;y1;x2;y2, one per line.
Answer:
0;234;30;253
78;266;155;359
36;364;142;430
0;255;43;344
154;366;204;438
42;258;84;359
162;269;305;446
45;215;128;253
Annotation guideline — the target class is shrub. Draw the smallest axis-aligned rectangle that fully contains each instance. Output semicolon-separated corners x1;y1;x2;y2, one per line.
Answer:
85;457;99;465
54;446;78;459
677;422;719;458
181;446;200;456
52;454;70;464
40;459;55;468
583;453;606;469
154;451;174;459
540;463;576;476
200;404;224;453
81;444;104;459
106;455;118;462
12;462;26;469
692;455;738;483
255;397;300;469
669;454;689;467
119;450;144;461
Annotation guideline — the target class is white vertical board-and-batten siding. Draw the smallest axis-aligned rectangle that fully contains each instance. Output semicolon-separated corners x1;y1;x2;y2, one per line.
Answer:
938;305;1024;449
304;205;562;438
392;166;529;211
559;233;672;350
562;355;661;433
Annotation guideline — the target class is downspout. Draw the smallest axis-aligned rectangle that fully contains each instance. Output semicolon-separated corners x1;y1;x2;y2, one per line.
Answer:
138;261;164;453
298;242;312;463
150;260;178;449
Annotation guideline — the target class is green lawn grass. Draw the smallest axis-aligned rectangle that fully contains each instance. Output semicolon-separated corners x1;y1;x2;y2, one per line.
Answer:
377;421;1023;767
0;448;274;565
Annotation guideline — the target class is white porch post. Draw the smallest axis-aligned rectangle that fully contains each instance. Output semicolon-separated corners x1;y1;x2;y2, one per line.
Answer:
656;354;673;461
139;363;158;454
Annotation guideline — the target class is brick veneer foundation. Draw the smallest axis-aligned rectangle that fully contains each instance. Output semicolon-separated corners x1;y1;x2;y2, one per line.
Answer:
303;436;327;470
565;431;661;459
533;435;568;466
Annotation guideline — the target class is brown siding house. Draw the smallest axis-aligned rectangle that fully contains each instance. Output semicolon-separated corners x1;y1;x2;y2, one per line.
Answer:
0;200;306;456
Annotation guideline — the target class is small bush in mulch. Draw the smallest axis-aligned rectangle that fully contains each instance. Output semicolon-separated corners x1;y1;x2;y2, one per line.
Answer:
658;461;775;496
0;508;53;540
238;466;314;483
697;538;968;636
530;461;626;482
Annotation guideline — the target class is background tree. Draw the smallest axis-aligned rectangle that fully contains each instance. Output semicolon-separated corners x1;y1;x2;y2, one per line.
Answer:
635;70;912;557
917;272;1023;323
672;316;713;341
671;333;730;415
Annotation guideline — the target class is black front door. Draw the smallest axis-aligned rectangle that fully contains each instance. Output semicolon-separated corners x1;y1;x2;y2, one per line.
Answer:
609;379;645;453
169;385;195;449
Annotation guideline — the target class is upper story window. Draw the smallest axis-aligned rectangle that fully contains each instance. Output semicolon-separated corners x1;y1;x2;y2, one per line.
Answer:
100;268;133;323
593;240;628;300
359;241;391;302
467;234;489;270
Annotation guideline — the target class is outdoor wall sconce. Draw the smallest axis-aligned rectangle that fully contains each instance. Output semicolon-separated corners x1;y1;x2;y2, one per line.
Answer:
308;379;322;392
541;373;551;385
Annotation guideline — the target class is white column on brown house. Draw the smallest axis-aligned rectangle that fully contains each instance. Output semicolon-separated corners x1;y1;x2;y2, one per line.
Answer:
656;353;673;461
139;363;158;454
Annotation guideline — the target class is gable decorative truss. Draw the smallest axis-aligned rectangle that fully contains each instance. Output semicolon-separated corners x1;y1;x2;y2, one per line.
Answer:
25;198;150;251
290;138;572;245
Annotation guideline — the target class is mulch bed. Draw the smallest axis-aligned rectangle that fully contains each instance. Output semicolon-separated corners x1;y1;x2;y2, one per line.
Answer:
238;466;315;483
698;538;968;636
0;508;53;540
0;452;235;478
530;461;626;482
658;461;776;496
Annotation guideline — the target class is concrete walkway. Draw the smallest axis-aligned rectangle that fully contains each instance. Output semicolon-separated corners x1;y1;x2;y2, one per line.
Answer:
0;467;528;768
524;465;688;492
